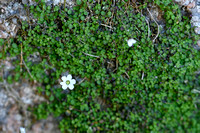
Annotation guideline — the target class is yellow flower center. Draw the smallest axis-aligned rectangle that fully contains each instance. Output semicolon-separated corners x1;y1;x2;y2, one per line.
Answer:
66;80;70;85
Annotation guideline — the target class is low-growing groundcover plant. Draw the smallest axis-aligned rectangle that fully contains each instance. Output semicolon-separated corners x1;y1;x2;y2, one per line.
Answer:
1;0;200;132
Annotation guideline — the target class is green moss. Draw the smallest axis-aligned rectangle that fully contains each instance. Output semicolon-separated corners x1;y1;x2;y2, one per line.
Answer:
2;0;200;132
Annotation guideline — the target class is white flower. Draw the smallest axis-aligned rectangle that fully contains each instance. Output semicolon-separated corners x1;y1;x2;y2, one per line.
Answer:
60;74;76;90
127;38;137;47
20;127;26;133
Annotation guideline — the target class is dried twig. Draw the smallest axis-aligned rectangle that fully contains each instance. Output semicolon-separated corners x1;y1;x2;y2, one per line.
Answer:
147;8;160;43
145;18;150;38
82;52;100;58
69;53;75;58
124;72;130;79
64;0;66;8
192;89;200;93
141;72;144;80
77;77;87;85
87;2;93;15
100;23;113;29
23;60;36;82
20;43;23;72
113;0;115;6
112;58;118;72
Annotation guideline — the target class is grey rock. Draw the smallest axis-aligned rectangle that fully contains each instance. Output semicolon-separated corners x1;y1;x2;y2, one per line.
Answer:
0;90;8;124
22;0;28;5
0;0;13;4
175;0;200;36
191;16;200;22
197;6;200;13
195;27;200;34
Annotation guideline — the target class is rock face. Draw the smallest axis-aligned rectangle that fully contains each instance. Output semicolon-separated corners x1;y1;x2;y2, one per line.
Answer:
0;80;60;133
0;0;13;4
0;0;75;39
190;0;200;34
174;0;200;34
0;90;8;124
0;2;24;38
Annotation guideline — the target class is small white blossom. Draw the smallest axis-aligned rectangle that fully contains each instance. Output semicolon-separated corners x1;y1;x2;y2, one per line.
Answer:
60;74;76;90
127;38;137;47
20;127;26;133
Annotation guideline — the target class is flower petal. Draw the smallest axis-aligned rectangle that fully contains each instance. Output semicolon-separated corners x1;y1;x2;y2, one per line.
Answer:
62;84;68;90
61;76;67;82
60;82;66;86
127;38;136;47
66;74;72;80
68;84;74;90
70;79;76;84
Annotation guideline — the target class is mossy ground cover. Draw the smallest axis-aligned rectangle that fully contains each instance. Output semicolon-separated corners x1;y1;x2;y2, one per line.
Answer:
0;0;200;132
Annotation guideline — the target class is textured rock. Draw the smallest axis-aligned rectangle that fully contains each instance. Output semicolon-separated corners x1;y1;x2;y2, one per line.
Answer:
0;0;75;38
0;2;25;38
176;0;200;34
0;0;13;4
174;0;200;48
0;80;60;133
0;90;8;124
187;1;196;9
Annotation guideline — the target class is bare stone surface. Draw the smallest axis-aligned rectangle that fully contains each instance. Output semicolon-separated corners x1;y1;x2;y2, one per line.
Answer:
174;0;200;35
0;0;13;4
0;90;8;124
0;80;60;133
0;1;26;38
0;56;60;132
0;0;75;39
174;0;200;49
